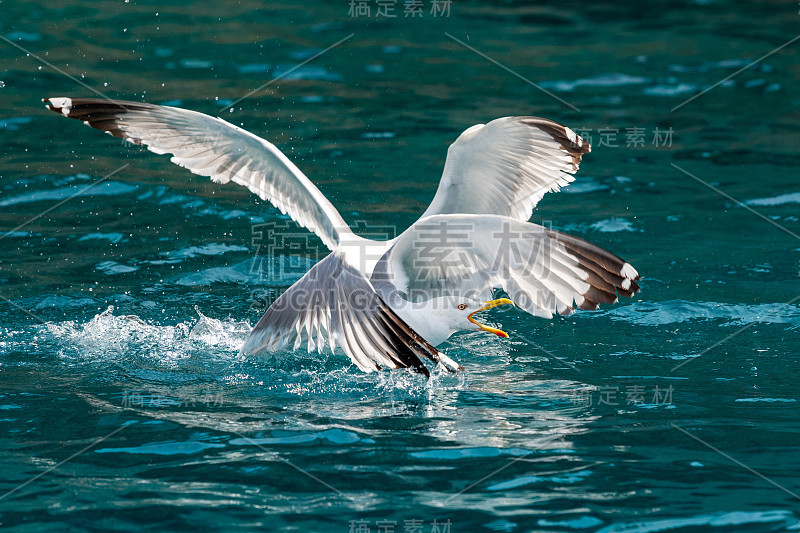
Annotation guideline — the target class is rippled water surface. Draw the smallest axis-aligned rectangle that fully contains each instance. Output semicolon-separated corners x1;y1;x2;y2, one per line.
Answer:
2;1;799;531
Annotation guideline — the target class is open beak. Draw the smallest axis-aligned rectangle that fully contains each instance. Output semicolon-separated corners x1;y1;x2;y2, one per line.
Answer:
467;298;514;338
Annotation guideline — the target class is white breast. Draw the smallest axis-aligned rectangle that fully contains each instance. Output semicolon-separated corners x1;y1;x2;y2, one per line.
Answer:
391;300;455;347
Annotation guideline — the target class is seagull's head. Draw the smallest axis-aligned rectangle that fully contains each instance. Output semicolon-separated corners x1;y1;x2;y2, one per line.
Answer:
456;298;515;338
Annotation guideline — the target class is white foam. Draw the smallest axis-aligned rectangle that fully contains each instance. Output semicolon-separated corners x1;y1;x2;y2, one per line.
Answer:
540;73;651;92
744;192;800;206
643;83;697;97
591;218;637;233
46;305;252;361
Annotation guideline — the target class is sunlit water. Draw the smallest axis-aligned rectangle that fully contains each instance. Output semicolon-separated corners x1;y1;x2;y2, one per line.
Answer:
1;0;799;531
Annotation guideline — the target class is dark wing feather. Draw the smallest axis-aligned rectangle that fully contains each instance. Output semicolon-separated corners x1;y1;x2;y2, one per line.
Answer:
242;252;453;377
375;214;640;319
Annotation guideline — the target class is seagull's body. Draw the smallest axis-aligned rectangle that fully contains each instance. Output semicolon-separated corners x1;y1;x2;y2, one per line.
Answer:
44;97;641;376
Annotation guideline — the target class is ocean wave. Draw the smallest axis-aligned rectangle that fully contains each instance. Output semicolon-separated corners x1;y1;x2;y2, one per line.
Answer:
743;192;800;206
643;83;697;97
0;181;138;207
0;116;34;130
272;64;343;82
160;242;250;260
541;73;651;92
33;306;458;400
563;177;610;194
596;510;794;533
79;232;126;243
668;58;771;73
601;300;800;326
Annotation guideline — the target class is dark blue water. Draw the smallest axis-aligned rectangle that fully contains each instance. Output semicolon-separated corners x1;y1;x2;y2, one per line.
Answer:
2;1;799;531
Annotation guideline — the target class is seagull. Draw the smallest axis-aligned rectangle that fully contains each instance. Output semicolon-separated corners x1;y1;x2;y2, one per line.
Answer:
44;97;641;377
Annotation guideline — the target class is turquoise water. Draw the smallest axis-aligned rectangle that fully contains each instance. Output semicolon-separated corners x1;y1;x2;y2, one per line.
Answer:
2;0;800;531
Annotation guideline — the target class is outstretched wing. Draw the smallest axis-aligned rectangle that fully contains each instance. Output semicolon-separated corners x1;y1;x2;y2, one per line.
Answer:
374;214;640;318
44;97;350;250
421;117;590;222
242;252;456;377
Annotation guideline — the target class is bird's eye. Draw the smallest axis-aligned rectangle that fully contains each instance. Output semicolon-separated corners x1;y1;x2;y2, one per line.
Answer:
457;303;468;310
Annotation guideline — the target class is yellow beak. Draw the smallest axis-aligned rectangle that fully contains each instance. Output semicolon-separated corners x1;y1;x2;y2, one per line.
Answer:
467;298;514;338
